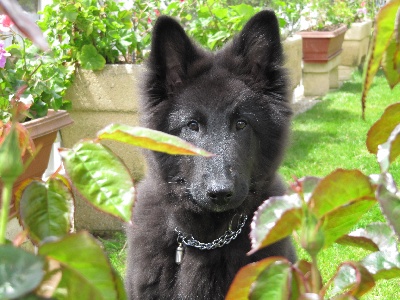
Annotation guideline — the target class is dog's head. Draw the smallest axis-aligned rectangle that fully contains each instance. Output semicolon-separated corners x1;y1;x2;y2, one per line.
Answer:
141;11;292;213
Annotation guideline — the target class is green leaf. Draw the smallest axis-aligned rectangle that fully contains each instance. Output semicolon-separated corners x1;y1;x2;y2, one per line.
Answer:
309;169;375;218
361;0;400;115
376;185;400;240
322;199;376;248
60;141;134;222
337;223;398;253
377;124;400;172
382;38;400;88
0;245;45;299
39;232;124;300
97;124;213;157
367;103;400;163
362;251;400;280
225;257;290;300
0;125;23;184
249;194;302;254
78;44;106;70
249;261;292;300
19;178;74;245
329;262;375;298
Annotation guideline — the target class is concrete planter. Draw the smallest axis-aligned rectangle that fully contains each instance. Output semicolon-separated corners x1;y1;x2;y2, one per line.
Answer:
283;35;302;101
340;20;373;81
62;64;145;233
297;25;347;96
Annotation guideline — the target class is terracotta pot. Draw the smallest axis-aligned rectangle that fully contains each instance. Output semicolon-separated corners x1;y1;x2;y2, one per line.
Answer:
297;25;347;63
1;109;73;217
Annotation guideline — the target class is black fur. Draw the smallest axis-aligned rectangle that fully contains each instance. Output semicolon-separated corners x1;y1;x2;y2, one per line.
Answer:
126;10;296;299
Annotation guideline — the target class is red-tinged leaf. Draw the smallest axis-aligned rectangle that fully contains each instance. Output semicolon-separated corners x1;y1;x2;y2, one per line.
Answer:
0;245;45;299
361;251;400;280
0;0;49;51
293;260;318;295
290;177;321;203
337;223;397;253
361;0;400;116
309;169;375;218
377;124;400;173
97;124;213;157
382;38;400;88
18;179;74;245
39;232;124;300
377;184;400;239
322;199;376;248
60;141;135;223
249;194;302;254
226;257;289;300
328;262;375;298
249;260;292;300
367;103;400;161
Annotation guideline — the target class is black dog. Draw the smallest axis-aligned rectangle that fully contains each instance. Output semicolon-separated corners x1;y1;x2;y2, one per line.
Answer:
125;10;296;299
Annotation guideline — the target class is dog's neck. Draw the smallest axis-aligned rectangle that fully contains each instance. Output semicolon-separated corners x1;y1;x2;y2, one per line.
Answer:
173;214;247;264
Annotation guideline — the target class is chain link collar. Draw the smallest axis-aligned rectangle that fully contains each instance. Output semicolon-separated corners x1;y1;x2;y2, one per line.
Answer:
174;214;248;264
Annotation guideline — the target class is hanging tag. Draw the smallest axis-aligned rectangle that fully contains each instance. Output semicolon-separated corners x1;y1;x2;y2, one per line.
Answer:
175;243;184;264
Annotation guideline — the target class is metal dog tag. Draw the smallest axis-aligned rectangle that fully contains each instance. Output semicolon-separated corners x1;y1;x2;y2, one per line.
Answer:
175;244;184;264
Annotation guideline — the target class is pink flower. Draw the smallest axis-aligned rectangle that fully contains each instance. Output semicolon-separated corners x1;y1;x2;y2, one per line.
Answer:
0;41;11;68
147;16;152;24
0;15;13;32
154;9;160;17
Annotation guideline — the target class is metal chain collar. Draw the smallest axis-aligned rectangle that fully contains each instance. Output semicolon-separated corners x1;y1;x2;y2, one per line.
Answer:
174;214;248;251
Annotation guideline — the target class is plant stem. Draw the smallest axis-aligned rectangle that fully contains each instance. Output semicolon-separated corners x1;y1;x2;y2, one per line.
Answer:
0;181;12;244
311;254;321;294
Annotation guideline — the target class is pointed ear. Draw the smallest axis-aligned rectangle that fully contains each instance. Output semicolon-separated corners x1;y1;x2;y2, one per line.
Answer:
220;10;287;94
146;16;208;101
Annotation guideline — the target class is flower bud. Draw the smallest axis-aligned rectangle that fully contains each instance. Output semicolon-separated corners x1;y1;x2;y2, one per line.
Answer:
0;126;23;184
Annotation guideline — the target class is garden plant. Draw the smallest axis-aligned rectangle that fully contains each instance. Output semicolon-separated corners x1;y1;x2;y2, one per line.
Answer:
0;0;399;299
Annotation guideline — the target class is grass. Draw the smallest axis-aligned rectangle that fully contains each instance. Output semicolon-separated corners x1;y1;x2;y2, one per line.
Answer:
103;70;400;298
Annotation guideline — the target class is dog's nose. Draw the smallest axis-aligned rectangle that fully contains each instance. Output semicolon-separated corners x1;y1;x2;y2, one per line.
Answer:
207;186;234;205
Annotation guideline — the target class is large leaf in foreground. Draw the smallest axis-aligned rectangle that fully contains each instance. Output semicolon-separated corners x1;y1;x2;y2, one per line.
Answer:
367;103;400;163
337;223;398;253
329;262;375;298
322;199;376;248
225;257;289;300
249;261;292;300
97;124;213;157
0;245;45;299
377;185;400;239
39;232;125;300
361;0;400;115
249;194;302;254
60;141;134;222
18;178;74;245
361;251;400;280
309;169;375;218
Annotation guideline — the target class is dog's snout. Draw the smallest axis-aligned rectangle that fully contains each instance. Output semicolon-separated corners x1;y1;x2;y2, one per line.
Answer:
207;185;234;205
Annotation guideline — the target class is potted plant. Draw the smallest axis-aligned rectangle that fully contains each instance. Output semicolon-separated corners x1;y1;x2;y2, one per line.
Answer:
0;12;73;217
340;1;373;80
296;0;353;96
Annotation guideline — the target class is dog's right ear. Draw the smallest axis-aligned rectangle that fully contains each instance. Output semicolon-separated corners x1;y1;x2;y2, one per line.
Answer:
146;16;206;102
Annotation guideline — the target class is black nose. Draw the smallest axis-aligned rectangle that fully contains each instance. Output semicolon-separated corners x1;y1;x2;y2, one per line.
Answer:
207;186;234;205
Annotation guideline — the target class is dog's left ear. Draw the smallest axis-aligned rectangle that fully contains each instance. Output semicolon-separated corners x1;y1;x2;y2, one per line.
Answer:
221;10;286;90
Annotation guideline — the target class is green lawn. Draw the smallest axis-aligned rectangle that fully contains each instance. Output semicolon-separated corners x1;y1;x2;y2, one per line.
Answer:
103;70;400;298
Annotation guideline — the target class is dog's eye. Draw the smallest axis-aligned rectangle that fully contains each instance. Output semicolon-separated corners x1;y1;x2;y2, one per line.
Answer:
236;120;247;130
187;120;199;131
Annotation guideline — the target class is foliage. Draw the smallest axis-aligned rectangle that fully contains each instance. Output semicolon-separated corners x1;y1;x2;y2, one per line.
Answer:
163;0;261;50
0;15;73;121
301;0;365;31
226;1;400;298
